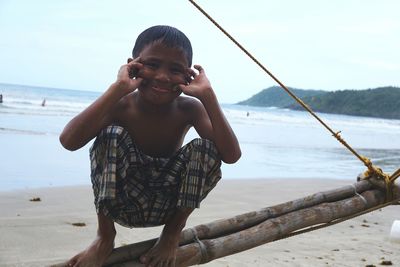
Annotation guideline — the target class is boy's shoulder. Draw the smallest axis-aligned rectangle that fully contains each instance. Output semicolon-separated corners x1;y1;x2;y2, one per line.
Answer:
176;95;203;111
175;95;207;119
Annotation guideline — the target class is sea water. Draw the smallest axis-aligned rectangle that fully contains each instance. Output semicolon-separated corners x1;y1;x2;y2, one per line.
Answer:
1;83;400;191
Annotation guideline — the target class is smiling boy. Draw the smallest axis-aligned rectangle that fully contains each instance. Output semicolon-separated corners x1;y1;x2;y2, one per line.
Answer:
60;25;241;267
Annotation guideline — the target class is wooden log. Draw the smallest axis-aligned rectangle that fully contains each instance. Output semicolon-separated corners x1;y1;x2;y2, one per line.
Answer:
177;184;399;266
104;188;390;267
181;179;373;242
99;180;373;266
186;190;385;265
50;179;398;267
113;181;399;267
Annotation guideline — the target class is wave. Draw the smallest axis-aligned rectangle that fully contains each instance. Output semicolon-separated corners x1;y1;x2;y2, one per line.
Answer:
2;83;400;135
223;104;400;132
0;83;98;116
0;96;91;116
0;126;49;135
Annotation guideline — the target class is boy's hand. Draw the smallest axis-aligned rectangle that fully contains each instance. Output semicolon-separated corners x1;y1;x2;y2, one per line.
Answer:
180;65;213;101
115;58;143;95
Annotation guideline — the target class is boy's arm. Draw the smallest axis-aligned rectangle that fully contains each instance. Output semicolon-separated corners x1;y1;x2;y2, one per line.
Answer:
59;59;143;151
181;65;241;164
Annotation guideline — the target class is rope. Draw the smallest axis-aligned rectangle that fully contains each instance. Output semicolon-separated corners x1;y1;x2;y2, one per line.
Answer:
350;184;368;206
187;0;400;192
190;228;209;263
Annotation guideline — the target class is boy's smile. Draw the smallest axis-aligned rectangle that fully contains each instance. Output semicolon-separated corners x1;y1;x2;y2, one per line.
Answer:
134;41;189;105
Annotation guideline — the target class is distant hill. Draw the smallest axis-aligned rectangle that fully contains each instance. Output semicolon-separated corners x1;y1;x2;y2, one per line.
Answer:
237;86;400;119
237;86;326;107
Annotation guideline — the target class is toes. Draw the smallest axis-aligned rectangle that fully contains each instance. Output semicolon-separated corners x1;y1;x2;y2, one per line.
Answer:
140;254;148;264
66;256;78;267
148;257;159;267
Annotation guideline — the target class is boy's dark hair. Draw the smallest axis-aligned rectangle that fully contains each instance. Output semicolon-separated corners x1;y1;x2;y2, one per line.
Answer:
132;25;193;66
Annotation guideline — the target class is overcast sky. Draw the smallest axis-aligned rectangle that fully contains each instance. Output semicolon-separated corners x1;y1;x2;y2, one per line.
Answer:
0;0;399;103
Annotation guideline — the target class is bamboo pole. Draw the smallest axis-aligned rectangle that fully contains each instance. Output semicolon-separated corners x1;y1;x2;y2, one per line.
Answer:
110;186;399;267
177;190;389;265
50;179;398;267
99;179;374;266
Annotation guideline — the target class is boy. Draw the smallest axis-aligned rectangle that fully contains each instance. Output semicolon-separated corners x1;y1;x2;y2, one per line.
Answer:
60;25;241;267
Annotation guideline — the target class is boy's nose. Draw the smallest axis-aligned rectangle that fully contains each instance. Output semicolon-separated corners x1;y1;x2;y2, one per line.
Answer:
154;69;170;82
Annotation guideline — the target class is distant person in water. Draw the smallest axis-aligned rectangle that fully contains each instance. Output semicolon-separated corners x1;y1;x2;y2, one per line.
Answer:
59;25;241;267
41;98;46;107
0;94;3;103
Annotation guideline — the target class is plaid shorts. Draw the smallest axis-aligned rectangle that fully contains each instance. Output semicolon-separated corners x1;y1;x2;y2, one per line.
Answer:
90;125;222;228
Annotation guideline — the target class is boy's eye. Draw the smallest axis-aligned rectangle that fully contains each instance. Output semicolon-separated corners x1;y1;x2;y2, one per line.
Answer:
144;62;158;69
171;68;183;74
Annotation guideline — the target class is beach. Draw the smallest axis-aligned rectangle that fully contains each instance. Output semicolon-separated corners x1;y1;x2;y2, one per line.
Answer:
1;84;400;266
1;178;399;267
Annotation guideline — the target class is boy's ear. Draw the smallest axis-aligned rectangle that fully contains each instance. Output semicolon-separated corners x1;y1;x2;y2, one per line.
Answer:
127;58;133;63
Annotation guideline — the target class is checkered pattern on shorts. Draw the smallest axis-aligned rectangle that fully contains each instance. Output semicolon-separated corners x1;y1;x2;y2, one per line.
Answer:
90;125;222;228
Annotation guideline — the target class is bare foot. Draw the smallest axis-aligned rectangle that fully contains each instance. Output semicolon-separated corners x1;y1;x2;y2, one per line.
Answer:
140;226;181;267
66;233;115;267
140;208;193;267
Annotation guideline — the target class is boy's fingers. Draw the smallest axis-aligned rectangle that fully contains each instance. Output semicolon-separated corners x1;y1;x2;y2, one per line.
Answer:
187;68;197;78
128;67;137;79
185;74;193;84
193;64;204;73
128;62;143;79
129;61;143;69
131;56;141;63
127;57;142;69
130;77;143;90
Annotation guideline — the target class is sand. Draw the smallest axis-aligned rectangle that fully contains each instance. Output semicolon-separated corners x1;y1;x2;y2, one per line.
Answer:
0;178;399;267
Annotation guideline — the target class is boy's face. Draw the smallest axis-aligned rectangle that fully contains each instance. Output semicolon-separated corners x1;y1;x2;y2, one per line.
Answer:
133;41;190;105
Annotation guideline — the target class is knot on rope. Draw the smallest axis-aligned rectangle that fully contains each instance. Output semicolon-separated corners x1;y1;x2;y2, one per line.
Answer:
190;228;209;264
360;156;376;171
360;161;395;202
332;131;343;142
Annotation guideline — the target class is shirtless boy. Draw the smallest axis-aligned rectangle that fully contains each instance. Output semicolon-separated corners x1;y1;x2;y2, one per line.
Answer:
60;25;241;267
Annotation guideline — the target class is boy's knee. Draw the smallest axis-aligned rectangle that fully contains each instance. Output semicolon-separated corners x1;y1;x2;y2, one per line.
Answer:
190;138;219;155
95;125;130;147
102;125;126;139
90;125;131;158
188;138;222;174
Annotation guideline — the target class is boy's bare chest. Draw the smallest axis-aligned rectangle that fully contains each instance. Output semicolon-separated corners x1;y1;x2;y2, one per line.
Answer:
121;114;191;157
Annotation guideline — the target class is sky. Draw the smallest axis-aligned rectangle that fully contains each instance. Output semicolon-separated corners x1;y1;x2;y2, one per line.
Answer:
0;0;399;103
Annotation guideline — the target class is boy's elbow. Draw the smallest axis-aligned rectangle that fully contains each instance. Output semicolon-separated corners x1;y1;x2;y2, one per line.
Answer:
59;133;79;151
222;149;241;164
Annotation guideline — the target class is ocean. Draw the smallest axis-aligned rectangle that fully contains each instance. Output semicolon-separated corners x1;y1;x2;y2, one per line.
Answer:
1;82;400;191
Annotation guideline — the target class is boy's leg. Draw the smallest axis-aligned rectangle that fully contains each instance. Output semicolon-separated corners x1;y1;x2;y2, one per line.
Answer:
140;138;222;267
140;207;194;267
67;212;116;267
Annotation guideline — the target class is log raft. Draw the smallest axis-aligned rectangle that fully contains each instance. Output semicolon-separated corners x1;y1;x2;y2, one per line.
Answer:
51;177;399;267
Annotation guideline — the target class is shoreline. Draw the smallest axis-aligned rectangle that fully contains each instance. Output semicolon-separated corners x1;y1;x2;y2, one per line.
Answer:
0;177;353;193
0;178;399;266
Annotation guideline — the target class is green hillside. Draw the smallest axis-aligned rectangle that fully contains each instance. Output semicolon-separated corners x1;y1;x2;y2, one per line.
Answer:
238;86;400;119
237;86;326;108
